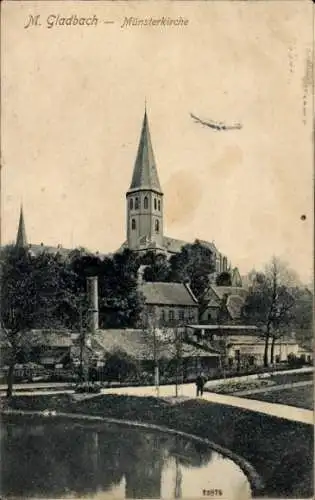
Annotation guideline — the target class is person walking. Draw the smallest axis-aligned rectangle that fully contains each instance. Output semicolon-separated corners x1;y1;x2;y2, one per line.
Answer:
196;374;205;397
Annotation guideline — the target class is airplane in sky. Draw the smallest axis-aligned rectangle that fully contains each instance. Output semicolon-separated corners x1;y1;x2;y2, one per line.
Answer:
190;113;242;131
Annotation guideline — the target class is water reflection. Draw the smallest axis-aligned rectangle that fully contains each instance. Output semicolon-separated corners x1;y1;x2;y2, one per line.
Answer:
0;417;251;499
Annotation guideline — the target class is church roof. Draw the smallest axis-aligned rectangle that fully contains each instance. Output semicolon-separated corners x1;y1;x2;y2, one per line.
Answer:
162;236;189;254
21;244;108;261
16;205;27;247
128;110;162;194
27;243;71;258
195;239;220;255
163;237;220;256
118;236;222;258
141;281;198;306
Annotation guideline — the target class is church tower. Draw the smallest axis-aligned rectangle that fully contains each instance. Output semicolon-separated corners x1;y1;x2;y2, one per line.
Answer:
126;109;164;251
16;204;28;248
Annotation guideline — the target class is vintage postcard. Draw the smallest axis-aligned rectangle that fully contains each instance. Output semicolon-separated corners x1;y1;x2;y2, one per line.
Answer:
0;1;313;499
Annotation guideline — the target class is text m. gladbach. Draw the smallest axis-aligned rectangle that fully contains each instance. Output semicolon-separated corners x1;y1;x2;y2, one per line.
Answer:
47;14;98;28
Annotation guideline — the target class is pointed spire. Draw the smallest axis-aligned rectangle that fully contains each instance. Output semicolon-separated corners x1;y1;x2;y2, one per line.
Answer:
16;204;28;248
128;108;162;194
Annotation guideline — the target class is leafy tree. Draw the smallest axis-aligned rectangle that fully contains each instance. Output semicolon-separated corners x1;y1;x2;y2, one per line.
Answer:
215;272;232;287
98;250;144;328
140;252;171;282
168;241;215;319
69;252;102;281
0;246;37;397
68;249;144;329
242;257;299;366
31;252;80;330
0;246;80;397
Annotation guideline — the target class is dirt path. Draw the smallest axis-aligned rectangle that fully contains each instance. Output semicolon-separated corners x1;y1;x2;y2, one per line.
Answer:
1;381;313;425
100;384;313;425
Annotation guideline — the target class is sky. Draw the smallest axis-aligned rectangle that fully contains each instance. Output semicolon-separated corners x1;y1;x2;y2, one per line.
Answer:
1;1;313;283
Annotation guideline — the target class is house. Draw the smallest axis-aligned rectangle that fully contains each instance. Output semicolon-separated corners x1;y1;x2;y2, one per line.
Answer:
27;330;73;368
0;328;74;369
0;329;75;382
90;328;220;380
187;324;303;368
139;277;199;328
297;344;313;364
201;285;248;324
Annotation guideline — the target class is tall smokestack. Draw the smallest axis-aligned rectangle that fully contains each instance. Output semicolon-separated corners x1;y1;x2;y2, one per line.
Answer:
86;276;99;332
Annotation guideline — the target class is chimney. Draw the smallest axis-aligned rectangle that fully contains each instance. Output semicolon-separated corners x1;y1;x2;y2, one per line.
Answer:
86;276;99;332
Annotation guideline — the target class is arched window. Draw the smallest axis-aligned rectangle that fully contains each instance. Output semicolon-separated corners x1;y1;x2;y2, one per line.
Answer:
158;200;161;211
155;219;159;233
129;198;134;210
154;198;157;210
144;196;148;209
135;197;139;210
131;219;136;230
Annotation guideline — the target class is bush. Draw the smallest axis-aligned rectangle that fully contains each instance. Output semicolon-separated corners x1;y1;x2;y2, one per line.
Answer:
287;354;304;369
75;382;101;394
102;349;140;382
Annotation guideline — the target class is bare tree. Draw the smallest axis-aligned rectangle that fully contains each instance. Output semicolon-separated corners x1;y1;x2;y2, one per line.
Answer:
242;257;300;366
143;308;201;397
265;258;299;365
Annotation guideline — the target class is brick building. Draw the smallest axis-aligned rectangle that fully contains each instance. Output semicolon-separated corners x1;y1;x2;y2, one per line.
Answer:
140;280;199;328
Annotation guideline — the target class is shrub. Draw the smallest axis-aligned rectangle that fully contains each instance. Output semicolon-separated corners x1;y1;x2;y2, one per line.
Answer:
102;349;140;382
287;354;304;369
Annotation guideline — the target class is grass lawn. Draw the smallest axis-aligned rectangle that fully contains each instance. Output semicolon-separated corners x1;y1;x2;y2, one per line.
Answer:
269;371;313;385
245;384;314;411
1;393;313;498
207;371;313;395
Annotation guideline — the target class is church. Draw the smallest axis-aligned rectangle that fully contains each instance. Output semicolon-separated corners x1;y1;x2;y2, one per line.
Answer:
118;108;233;279
14;107;240;285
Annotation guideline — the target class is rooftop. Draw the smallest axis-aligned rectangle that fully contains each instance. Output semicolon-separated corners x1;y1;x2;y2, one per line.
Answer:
141;281;198;306
28;330;73;347
92;329;219;360
210;285;248;300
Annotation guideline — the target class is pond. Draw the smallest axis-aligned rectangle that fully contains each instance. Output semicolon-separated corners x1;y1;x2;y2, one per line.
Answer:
0;416;251;499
